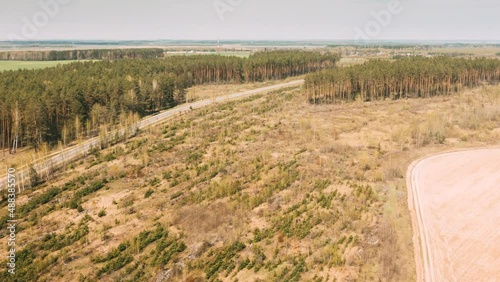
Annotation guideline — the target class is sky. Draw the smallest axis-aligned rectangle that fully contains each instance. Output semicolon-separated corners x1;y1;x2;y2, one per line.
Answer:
0;0;499;41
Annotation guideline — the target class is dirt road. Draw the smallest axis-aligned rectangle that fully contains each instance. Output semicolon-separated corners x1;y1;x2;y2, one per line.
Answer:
0;79;304;191
408;148;500;282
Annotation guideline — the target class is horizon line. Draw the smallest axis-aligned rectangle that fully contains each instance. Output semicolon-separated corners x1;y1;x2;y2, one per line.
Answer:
1;39;500;44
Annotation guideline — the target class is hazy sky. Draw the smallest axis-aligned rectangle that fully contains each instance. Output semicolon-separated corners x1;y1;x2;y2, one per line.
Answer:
1;0;499;41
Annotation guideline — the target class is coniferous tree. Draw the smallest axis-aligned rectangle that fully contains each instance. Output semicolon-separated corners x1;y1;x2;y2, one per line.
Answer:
305;57;500;104
0;51;339;151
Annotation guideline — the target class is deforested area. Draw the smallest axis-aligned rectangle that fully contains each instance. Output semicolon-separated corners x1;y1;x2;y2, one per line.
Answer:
0;80;498;281
2;0;499;281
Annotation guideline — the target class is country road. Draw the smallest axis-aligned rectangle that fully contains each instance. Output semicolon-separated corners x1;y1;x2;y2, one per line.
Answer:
407;148;500;282
1;79;304;191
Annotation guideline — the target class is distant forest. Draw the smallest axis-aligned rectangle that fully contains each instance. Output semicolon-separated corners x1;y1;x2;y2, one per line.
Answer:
0;50;340;152
0;48;165;61
305;57;500;104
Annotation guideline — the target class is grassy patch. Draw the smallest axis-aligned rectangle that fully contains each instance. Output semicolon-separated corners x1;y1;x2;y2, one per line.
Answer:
0;60;92;71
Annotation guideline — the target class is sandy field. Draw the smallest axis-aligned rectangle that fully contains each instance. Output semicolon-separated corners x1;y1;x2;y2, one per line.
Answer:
408;148;500;281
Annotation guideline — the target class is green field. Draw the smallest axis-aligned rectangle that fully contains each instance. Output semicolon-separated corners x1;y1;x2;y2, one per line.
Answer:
0;52;253;72
0;60;87;71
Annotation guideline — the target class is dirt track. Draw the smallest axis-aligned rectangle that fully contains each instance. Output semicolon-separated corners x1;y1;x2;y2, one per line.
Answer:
408;148;500;282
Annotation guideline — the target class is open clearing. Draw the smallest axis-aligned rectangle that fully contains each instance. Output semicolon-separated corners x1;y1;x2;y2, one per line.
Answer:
408;148;500;282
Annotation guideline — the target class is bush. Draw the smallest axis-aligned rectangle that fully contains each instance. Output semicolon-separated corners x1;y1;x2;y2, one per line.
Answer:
29;166;43;187
162;171;172;180
203;241;246;279
96;254;133;277
98;209;107;217
92;242;130;264
149;178;160;186
144;189;154;198
18;187;61;217
170;191;183;200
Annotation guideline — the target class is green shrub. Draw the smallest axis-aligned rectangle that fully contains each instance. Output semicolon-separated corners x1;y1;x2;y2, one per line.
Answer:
144;189;154;198
18;187;62;217
171;191;183;199
92;242;130;264
96;254;133;277
149;178;160;186
77;205;84;213
98;209;107;217
203;241;246;279
162;171;172;180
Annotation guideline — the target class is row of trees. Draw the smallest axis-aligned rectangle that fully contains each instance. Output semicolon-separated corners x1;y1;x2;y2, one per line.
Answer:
304;57;500;103
0;48;165;61
0;50;339;152
243;50;340;81
147;55;244;84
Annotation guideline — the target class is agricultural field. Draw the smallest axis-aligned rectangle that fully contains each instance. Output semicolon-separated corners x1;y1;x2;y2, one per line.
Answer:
409;148;500;281
1;79;498;281
165;51;252;58
426;46;500;57
0;60;80;71
330;45;500;60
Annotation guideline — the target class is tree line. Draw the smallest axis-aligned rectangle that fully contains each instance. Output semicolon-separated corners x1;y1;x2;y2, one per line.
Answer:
0;50;339;152
243;50;340;81
0;48;165;61
304;57;500;104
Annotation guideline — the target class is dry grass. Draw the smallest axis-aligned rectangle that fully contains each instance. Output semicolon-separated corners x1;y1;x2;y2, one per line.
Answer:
184;76;305;102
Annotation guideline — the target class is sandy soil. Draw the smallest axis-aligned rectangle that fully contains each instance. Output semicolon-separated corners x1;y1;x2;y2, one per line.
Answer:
408;148;500;281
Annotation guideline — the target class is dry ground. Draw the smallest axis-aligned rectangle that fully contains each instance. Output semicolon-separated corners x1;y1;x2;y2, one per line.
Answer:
184;76;305;102
409;148;500;282
0;82;498;282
